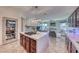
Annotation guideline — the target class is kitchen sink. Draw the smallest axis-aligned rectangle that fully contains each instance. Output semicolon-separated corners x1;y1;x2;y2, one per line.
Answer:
25;32;36;35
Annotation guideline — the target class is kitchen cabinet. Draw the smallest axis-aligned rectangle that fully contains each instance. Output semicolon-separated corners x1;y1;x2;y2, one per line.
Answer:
25;36;30;52
20;32;49;53
22;35;26;49
65;36;78;53
68;7;79;27
76;7;79;27
68;12;76;27
30;39;36;53
20;34;26;50
20;34;23;46
20;34;36;53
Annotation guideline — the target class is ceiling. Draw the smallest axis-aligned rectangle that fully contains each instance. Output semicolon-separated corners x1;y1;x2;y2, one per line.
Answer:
8;6;78;20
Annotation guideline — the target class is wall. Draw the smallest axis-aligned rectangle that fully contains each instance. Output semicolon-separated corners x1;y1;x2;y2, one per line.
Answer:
0;7;25;45
0;17;2;45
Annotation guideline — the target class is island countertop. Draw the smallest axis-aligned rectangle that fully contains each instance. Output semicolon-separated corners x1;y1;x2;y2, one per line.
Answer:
66;32;79;52
20;31;49;40
20;31;50;53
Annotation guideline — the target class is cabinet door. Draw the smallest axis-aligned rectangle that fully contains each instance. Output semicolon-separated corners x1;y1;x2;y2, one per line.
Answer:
20;34;23;46
68;16;73;27
68;17;71;27
72;12;76;27
68;18;70;24
22;35;26;49
76;7;79;27
25;37;30;52
30;39;36;53
77;7;79;20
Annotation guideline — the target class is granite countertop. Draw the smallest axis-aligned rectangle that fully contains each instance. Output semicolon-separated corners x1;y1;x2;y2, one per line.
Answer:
20;31;49;40
67;32;79;52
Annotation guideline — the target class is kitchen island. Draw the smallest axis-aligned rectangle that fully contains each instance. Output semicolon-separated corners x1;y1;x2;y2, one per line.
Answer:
20;31;50;53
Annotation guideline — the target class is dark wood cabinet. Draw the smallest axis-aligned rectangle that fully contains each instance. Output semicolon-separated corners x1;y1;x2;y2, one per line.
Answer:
22;36;26;49
20;34;36;53
30;39;36;53
68;17;71;27
25;37;30;52
68;12;76;27
20;34;23;46
68;7;79;27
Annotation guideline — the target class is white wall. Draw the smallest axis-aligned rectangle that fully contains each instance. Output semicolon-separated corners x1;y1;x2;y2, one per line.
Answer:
0;17;3;45
0;7;25;45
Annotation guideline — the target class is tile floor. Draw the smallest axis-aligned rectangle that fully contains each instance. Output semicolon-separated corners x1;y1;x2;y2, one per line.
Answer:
0;40;26;53
0;34;68;53
47;36;68;53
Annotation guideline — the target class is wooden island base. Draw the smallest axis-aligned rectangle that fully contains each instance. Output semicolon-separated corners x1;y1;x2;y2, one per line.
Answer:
20;32;50;53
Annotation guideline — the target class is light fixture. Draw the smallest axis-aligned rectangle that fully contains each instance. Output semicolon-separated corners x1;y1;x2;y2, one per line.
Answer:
35;6;38;9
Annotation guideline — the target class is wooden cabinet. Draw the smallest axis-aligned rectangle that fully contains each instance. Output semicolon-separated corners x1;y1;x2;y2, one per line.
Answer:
20;34;23;46
25;37;30;52
68;7;79;27
76;7;79;27
68;12;76;27
23;36;26;49
20;34;36;53
30;39;36;53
